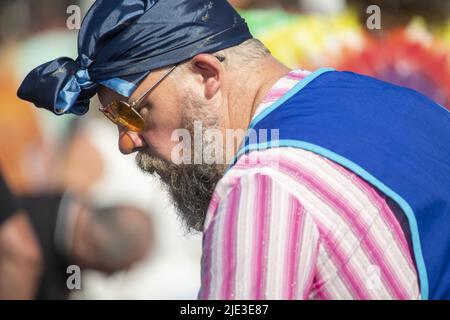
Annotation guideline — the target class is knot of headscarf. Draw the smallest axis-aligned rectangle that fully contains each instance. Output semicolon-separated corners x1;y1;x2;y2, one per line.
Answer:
17;0;253;116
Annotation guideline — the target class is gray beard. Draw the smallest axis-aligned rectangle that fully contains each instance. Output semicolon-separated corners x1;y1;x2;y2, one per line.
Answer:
135;150;223;233
135;94;224;233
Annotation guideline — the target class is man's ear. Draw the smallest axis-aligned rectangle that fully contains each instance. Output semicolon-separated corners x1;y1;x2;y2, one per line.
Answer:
191;54;223;100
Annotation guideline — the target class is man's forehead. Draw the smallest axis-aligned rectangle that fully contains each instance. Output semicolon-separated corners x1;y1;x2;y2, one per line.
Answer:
97;66;180;107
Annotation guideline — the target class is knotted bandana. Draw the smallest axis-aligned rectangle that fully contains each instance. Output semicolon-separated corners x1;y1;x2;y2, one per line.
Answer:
17;0;253;115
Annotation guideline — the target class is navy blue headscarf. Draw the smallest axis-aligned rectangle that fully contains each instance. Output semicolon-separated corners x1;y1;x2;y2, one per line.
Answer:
17;0;253;115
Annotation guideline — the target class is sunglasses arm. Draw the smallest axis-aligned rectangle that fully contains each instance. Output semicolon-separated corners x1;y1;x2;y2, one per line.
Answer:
131;65;178;109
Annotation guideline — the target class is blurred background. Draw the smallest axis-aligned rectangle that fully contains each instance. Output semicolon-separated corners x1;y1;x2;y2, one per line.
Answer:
0;0;449;300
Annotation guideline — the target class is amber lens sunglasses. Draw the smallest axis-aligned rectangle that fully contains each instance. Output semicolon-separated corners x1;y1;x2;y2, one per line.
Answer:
99;65;178;132
100;56;225;132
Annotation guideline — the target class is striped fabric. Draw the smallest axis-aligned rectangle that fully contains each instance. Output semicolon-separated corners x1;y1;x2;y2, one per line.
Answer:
198;70;420;300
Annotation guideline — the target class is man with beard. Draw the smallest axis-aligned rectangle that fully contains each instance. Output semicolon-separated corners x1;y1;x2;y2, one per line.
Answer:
18;0;450;299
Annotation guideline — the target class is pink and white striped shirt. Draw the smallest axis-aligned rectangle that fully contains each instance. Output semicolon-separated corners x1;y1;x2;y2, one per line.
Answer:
199;69;420;300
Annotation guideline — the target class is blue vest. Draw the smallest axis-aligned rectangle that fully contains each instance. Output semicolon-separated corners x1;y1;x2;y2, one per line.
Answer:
230;68;450;300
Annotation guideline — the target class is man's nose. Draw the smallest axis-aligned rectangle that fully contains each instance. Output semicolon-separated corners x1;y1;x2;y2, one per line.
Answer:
118;128;145;154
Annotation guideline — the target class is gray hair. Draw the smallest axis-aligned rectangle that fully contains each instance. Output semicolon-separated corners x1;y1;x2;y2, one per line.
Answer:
214;38;270;70
173;38;270;76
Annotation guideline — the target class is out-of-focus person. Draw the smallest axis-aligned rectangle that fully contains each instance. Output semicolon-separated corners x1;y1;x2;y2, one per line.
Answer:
21;193;153;300
0;173;153;300
0;173;42;300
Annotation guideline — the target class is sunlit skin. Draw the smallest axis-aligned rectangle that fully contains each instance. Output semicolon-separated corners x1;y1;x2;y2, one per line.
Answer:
97;54;291;161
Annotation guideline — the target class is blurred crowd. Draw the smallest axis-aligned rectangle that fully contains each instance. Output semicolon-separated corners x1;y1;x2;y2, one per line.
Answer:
232;0;450;108
0;0;449;300
0;0;202;300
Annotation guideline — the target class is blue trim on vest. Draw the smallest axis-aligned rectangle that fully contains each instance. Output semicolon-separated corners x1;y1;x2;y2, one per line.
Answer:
235;140;429;299
227;67;335;172
249;67;335;128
